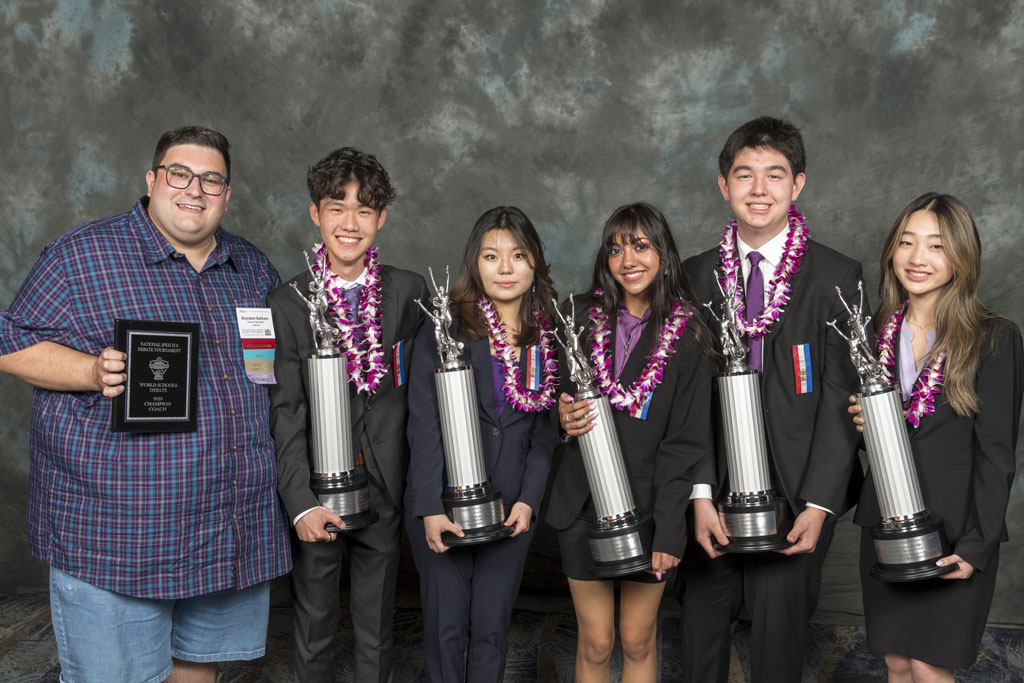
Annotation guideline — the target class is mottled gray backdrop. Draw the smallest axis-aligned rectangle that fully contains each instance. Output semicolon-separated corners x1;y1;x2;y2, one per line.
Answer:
1;0;1022;626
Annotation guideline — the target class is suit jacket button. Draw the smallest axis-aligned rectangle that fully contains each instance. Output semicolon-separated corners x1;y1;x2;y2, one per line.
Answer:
365;402;373;411
491;427;500;437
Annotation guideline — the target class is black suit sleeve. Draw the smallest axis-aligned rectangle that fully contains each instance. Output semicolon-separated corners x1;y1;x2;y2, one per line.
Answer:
517;404;559;515
651;329;715;557
954;321;1023;572
405;317;448;518
797;261;866;512
267;286;321;522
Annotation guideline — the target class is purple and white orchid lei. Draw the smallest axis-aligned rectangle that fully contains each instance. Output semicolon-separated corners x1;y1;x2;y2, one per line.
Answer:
477;296;558;412
718;205;808;339
588;291;692;412
312;243;388;394
876;301;946;428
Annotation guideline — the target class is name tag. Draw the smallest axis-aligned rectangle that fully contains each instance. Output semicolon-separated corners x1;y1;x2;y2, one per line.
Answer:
236;307;276;384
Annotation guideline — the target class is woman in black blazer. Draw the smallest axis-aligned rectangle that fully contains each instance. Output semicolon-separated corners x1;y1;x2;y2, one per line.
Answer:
404;206;559;683
850;193;1023;681
548;203;715;683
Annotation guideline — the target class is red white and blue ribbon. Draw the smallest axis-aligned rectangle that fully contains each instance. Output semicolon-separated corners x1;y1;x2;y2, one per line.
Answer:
791;343;813;394
392;340;406;388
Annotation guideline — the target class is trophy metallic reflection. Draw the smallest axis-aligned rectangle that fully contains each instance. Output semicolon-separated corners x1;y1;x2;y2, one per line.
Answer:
416;267;511;546
291;253;378;533
829;282;954;581
705;273;792;552
554;296;653;577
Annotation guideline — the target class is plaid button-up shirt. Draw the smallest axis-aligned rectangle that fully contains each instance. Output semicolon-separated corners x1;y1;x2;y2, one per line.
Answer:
0;199;291;599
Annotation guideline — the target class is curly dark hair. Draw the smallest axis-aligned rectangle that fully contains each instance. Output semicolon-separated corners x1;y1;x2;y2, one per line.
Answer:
307;147;396;210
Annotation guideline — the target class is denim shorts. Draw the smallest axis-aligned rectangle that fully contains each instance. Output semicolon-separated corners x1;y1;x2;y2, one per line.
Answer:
49;566;269;683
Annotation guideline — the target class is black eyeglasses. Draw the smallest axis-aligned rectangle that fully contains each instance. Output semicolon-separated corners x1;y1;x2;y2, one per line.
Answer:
153;164;229;196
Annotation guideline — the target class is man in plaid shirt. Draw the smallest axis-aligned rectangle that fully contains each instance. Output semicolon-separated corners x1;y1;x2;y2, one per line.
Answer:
0;126;291;683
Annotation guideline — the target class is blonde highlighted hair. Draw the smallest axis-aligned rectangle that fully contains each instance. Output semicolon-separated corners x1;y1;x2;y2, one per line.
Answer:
877;193;999;416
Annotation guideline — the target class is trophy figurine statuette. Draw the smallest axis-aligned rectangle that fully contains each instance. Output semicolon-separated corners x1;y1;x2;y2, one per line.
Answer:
290;252;379;533
828;282;954;581
704;272;792;551
416;267;512;546
553;296;653;577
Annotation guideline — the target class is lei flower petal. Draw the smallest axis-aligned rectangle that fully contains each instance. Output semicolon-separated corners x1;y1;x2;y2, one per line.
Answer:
476;297;558;412
588;292;692;412
717;205;807;339
875;301;946;428
312;244;388;394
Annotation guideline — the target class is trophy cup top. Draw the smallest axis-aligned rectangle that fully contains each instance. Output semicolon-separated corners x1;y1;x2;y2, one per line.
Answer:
552;294;597;393
290;251;341;354
827;281;889;393
705;269;749;374
415;266;465;369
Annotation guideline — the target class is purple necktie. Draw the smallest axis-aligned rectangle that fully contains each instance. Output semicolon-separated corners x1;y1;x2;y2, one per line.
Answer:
745;251;765;373
342;285;365;345
342;285;363;322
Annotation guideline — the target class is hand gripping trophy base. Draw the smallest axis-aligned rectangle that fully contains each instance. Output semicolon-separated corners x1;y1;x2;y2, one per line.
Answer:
715;491;792;553
869;511;955;582
587;509;654;578
441;485;514;547
311;467;380;533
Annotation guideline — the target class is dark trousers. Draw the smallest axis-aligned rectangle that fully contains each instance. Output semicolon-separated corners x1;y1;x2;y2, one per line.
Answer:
290;474;401;683
406;509;535;683
676;516;836;683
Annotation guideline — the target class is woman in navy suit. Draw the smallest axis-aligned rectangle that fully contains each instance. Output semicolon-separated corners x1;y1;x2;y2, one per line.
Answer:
405;206;559;682
547;203;716;683
850;193;1023;682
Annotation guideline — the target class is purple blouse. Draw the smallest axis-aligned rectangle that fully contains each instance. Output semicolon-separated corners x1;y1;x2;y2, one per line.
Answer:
898;319;936;401
615;307;651;378
491;353;508;416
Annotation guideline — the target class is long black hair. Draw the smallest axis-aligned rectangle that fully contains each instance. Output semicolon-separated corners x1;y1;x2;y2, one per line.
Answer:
588;202;715;355
449;206;558;346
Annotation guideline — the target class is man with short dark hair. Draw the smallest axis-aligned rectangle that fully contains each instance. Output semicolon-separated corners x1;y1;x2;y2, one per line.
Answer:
0;125;291;683
678;116;865;682
268;147;427;682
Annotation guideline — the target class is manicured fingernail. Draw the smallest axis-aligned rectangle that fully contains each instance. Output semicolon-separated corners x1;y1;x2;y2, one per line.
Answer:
655;571;662;580
936;560;944;566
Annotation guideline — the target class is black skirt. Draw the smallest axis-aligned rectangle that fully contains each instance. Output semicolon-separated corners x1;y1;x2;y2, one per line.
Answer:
860;527;998;669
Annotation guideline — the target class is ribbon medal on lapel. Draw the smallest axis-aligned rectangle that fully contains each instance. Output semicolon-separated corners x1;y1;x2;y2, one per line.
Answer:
392;339;406;388
791;343;813;394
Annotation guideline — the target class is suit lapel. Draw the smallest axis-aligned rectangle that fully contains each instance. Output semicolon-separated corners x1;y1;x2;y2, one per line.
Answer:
467;336;499;426
762;243;809;352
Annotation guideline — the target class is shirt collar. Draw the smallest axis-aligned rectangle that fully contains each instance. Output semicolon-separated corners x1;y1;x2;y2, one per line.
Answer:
132;197;233;270
335;268;369;288
736;220;790;270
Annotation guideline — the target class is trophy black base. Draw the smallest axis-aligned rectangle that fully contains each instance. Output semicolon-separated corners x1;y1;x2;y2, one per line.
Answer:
869;513;956;582
442;487;512;547
587;512;654;578
715;493;793;553
312;467;377;534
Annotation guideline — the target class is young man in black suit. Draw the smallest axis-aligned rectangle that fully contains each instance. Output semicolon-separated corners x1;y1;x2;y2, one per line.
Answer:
677;117;865;682
267;148;428;683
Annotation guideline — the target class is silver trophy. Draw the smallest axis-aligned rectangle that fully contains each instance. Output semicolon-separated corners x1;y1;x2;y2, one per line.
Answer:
290;252;378;532
416;267;511;546
829;282;953;581
554;295;653;577
704;272;792;551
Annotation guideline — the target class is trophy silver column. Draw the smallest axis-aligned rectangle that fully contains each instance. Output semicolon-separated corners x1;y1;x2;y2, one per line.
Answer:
291;253;378;533
829;282;954;581
554;296;653;577
704;273;792;551
417;268;511;546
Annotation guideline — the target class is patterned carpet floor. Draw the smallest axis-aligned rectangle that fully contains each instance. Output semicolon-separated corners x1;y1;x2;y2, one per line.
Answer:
2;591;1021;682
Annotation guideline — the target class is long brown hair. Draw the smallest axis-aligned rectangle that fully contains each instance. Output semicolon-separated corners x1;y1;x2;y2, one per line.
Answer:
449;206;557;346
877;193;999;415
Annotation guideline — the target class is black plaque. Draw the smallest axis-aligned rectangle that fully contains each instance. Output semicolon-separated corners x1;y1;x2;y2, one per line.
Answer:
111;319;200;433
